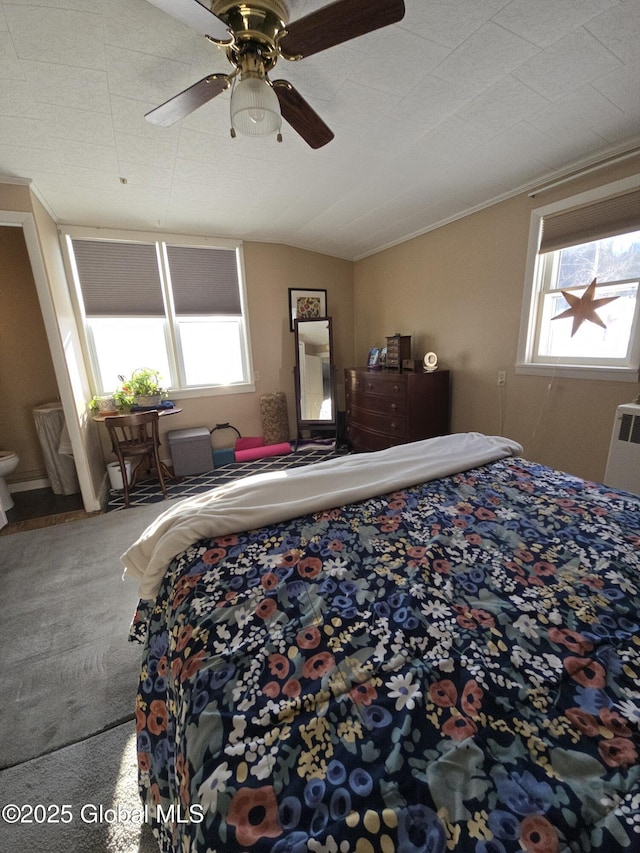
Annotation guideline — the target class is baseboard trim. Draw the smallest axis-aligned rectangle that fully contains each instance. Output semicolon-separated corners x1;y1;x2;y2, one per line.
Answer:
8;478;50;493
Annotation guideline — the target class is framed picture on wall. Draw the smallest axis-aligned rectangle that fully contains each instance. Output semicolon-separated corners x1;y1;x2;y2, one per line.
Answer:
289;288;327;331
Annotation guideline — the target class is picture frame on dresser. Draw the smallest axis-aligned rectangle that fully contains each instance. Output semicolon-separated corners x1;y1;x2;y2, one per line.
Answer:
367;347;381;367
288;288;327;331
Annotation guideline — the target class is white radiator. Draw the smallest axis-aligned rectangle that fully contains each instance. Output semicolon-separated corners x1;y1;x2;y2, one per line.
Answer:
604;402;640;495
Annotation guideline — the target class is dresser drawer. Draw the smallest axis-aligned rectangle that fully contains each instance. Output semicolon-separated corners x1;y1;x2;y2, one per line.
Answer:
348;404;406;438
362;375;406;398
349;390;407;416
346;422;401;452
346;371;405;398
367;411;406;437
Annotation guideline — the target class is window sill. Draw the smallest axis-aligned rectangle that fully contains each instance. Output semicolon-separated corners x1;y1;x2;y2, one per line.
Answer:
515;363;639;382
168;382;256;401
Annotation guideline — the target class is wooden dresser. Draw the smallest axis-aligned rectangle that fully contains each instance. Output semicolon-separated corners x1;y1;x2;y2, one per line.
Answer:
345;368;450;452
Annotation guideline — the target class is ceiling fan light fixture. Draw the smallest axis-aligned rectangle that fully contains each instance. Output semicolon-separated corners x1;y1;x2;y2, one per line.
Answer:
230;74;281;137
145;0;406;147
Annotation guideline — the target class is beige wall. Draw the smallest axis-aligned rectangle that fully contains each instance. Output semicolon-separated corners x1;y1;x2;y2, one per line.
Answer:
243;241;354;418
0;182;31;213
0;226;59;482
354;157;640;483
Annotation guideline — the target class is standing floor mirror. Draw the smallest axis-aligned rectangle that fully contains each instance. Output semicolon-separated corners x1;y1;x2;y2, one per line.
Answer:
294;317;336;442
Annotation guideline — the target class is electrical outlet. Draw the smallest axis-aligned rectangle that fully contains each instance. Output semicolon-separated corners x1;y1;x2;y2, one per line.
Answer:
497;371;507;387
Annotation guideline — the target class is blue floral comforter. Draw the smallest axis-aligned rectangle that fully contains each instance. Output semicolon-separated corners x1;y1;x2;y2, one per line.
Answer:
131;456;640;853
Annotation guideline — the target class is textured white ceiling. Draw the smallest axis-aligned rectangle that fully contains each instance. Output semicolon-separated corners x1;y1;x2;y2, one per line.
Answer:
1;0;639;260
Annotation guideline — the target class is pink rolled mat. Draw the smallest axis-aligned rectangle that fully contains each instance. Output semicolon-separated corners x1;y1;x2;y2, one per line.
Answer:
235;437;264;451
235;438;292;462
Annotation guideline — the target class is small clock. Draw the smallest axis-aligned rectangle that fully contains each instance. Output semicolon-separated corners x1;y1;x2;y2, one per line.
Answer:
423;352;438;372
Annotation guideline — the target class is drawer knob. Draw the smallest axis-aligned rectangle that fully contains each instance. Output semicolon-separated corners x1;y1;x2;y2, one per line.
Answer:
390;403;397;411
390;422;398;430
393;385;400;393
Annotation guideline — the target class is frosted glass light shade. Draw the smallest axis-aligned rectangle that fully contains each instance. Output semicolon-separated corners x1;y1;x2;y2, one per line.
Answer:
230;77;281;137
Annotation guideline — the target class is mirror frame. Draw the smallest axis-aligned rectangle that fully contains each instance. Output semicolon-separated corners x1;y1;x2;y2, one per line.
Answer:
294;316;336;434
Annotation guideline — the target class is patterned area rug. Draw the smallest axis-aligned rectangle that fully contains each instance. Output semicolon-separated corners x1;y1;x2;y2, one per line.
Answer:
107;444;347;511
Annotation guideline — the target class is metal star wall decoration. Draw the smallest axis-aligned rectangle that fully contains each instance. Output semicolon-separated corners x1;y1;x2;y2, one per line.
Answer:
552;277;619;337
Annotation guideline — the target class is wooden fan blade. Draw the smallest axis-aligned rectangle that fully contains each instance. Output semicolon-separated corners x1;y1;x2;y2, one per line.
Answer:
272;80;334;148
145;0;230;40
145;74;230;127
280;0;405;58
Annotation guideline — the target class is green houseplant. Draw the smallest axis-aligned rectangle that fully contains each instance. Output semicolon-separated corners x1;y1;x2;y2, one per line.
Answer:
88;368;167;414
117;368;167;408
88;394;117;414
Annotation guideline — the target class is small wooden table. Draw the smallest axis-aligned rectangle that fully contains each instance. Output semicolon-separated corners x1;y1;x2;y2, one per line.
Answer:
92;406;182;422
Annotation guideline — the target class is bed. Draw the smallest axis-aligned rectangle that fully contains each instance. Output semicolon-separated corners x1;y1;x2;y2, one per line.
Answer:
124;433;640;853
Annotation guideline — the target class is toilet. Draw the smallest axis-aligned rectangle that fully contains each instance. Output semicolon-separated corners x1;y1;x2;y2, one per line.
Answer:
0;451;19;511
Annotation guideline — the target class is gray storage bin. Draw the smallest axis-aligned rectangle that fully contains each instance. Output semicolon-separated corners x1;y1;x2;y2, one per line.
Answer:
167;427;213;476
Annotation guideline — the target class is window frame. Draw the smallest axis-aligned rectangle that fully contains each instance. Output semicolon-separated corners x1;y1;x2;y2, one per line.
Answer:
60;226;255;399
516;175;640;383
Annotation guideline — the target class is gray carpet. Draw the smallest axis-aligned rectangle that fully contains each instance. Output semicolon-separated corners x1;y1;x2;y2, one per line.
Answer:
0;721;159;853
0;500;186;851
0;500;177;769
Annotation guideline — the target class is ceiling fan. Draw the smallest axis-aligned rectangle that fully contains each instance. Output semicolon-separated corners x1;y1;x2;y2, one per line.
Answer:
144;0;406;148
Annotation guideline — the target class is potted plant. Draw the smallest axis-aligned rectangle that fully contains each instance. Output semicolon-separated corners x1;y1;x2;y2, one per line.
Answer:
119;368;167;407
88;394;117;414
113;386;134;411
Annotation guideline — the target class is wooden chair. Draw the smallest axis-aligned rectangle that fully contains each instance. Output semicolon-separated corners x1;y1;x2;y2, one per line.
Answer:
105;411;169;508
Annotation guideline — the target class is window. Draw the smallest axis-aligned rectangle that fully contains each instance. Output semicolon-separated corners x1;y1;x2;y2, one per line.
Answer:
61;229;254;397
517;178;640;381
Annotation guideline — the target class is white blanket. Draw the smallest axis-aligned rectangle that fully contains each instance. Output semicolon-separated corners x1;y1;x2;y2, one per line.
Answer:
122;432;523;599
